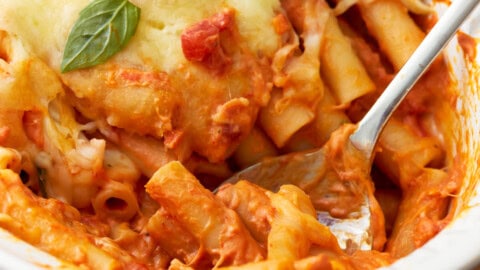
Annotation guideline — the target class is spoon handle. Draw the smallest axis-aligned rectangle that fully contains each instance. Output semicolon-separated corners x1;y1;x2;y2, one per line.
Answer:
349;0;479;160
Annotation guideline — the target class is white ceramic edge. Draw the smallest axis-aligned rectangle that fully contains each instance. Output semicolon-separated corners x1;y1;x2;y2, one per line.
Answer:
0;1;479;270
0;228;69;269
383;207;480;270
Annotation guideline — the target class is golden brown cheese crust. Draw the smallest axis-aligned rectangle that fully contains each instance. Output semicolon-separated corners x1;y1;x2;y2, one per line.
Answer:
0;0;287;163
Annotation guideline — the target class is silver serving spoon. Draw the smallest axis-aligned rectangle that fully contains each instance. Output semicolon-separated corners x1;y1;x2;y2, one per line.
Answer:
217;0;479;251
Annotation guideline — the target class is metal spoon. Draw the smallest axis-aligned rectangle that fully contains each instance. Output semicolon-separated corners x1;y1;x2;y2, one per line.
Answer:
217;0;479;251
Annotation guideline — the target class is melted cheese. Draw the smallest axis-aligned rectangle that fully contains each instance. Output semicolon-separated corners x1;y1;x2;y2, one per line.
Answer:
0;0;287;162
0;0;282;70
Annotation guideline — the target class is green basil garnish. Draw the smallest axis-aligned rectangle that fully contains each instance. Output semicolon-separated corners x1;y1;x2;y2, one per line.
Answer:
61;0;140;73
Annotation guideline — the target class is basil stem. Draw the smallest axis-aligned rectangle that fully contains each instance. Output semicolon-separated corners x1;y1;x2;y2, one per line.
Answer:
61;0;140;72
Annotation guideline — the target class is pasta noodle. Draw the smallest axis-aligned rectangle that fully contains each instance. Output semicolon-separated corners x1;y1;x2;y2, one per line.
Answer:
216;180;275;246
320;2;375;105
146;207;202;266
284;87;350;152
260;0;327;147
146;161;265;267
259;89;316;148
232;127;279;169
357;0;425;71
0;168;138;269
375;118;444;185
0;0;472;269
92;180;140;221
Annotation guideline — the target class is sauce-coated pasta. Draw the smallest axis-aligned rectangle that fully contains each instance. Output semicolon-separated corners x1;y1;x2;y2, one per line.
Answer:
0;0;474;269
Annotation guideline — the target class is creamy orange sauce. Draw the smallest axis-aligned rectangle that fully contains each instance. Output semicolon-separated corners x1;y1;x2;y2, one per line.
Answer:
458;31;477;62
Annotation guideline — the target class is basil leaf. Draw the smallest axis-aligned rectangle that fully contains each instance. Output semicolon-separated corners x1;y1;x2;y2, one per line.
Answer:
61;0;140;72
